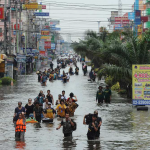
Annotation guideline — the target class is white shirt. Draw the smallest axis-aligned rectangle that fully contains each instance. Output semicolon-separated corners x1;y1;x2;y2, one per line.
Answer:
43;102;54;109
67;74;70;79
61;95;67;100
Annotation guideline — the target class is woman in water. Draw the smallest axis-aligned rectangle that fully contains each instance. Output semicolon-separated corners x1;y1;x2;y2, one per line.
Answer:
25;98;34;118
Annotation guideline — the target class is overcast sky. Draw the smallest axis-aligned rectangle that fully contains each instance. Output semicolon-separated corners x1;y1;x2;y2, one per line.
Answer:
42;0;135;42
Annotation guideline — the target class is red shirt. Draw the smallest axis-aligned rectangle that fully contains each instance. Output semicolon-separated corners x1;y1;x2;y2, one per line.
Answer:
67;97;75;102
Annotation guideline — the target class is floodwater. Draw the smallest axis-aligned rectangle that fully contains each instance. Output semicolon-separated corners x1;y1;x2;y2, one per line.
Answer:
0;61;150;150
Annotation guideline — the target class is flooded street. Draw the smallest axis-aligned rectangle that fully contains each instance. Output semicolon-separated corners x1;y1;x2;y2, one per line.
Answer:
0;61;150;150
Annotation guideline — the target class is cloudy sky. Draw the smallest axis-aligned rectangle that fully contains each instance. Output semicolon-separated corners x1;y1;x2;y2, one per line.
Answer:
42;0;135;42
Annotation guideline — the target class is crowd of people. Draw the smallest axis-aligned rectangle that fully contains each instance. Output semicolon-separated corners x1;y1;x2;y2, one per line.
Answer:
36;56;81;85
13;55;112;142
13;89;79;140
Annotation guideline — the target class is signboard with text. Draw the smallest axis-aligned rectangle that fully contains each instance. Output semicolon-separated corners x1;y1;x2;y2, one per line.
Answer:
41;30;49;35
132;65;150;105
44;41;51;49
22;3;38;10
0;7;4;20
34;12;49;16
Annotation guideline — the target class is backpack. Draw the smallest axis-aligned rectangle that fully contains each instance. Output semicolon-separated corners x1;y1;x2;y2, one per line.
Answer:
85;113;93;125
71;120;77;131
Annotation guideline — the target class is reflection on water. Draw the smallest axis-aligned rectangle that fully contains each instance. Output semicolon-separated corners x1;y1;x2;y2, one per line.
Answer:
15;141;26;150
0;61;150;149
86;140;101;150
62;137;77;149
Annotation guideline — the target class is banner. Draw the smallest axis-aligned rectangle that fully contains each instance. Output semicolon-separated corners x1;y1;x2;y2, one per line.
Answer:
0;7;4;20
128;12;135;20
132;65;150;105
135;0;139;10
138;24;142;33
44;41;51;49
34;12;49;16
135;10;141;25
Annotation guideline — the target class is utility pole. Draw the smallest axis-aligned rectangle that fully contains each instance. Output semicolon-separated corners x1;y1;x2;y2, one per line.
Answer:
8;0;11;54
4;0;7;54
97;21;101;33
15;1;19;53
19;0;22;52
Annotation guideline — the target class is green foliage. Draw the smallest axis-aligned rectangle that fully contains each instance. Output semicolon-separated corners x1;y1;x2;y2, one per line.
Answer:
86;62;92;66
72;29;150;98
94;68;99;73
1;77;16;85
118;89;127;95
0;79;2;85
111;82;120;91
105;76;113;87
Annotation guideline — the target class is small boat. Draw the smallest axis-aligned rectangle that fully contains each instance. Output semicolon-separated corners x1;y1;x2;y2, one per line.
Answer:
42;118;53;123
26;118;38;123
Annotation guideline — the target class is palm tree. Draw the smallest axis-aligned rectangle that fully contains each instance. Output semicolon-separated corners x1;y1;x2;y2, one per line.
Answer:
98;30;150;98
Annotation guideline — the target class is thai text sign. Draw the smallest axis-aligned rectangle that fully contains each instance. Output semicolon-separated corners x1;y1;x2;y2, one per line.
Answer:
0;7;4;19
115;17;129;24
42;5;46;9
41;30;49;35
22;3;38;9
34;12;49;16
41;36;50;39
132;65;150;105
44;41;51;49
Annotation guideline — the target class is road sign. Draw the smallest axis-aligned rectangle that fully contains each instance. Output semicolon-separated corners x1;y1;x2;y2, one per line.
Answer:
34;12;49;16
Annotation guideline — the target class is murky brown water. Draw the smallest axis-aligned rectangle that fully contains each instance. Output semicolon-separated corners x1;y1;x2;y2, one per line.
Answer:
0;61;150;150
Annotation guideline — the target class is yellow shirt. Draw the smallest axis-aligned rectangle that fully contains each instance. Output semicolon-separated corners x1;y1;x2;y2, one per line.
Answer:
56;104;66;117
46;108;54;119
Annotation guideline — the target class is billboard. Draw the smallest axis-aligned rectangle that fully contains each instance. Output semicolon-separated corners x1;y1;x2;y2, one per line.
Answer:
110;11;118;22
141;16;148;22
41;36;50;39
40;51;45;56
44;41;51;49
0;7;4;20
115;17;129;24
51;43;55;49
22;3;38;10
132;65;150;105
42;5;46;9
128;12;135;20
135;10;141;25
41;30;49;35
